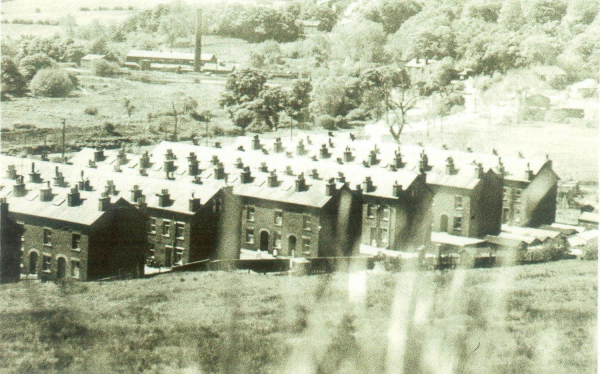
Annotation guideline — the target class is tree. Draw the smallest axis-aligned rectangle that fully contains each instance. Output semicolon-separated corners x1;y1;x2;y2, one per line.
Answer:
466;0;502;22
286;79;312;124
310;76;362;118
19;53;55;81
498;0;525;30
220;69;267;108
360;66;418;143
364;0;422;34
254;86;288;129
330;19;387;63
1;58;27;98
526;0;567;24
183;96;198;114
422;57;459;96
92;59;121;77
123;98;135;117
90;37;108;55
29;68;74;97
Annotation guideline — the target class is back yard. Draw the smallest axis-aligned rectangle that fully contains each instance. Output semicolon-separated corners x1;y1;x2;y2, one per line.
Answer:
0;260;596;373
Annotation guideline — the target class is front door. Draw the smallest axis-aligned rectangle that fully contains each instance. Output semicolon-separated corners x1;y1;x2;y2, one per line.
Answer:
57;257;66;279
260;231;269;252
29;252;38;274
288;236;297;257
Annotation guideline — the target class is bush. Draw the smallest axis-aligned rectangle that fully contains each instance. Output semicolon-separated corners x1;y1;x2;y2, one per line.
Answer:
334;116;350;129
346;108;369;121
317;114;336;130
19;53;55;81
84;107;98;115
29;68;74;98
103;122;116;133
211;125;226;137
92;59;120;77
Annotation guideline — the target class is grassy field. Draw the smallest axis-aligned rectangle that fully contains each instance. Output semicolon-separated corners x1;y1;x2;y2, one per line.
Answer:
0;260;596;373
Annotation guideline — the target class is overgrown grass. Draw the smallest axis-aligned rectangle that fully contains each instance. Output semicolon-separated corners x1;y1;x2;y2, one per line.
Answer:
0;260;596;373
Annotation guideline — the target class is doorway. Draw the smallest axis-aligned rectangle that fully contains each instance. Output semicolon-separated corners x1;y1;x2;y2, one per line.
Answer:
57;257;66;279
440;215;449;233
29;252;38;274
260;231;269;252
288;236;297;257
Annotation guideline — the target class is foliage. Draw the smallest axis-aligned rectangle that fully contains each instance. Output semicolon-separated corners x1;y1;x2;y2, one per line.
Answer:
286;79;312;124
183;96;199;114
19;53;55;81
29;68;74;98
18;36;85;63
310;76;363;118
330;19;388;63
297;3;339;32
363;0;422;34
84;107;98;116
317;114;336;130
422;57;460;96
1;57;27;98
123;98;135;118
92;60;121;77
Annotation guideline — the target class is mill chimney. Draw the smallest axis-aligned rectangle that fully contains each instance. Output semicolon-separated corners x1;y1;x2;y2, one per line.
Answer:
194;8;202;72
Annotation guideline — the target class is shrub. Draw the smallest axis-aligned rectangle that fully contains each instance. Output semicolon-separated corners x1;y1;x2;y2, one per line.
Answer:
346;108;369;121
334;116;350;129
225;127;246;136
545;109;571;124
317;114;336;130
84;107;98;115
19;53;55;81
1;57;27;97
29;68;74;97
211;125;226;137
103;122;116;133
92;59;120;77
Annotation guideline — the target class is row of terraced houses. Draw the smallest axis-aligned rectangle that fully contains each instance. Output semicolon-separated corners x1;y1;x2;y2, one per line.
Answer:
0;133;560;282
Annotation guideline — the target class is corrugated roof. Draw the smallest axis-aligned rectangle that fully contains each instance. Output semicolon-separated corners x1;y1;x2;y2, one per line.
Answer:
431;232;485;247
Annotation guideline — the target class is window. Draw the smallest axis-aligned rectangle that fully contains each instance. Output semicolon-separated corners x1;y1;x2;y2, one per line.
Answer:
514;188;522;203
162;220;170;236
246;228;254;244
274;231;282;249
502;187;508;201
148;243;155;258
71;260;80;278
20;236;24;252
247;206;255;221
42;255;51;273
175;222;185;239
303;215;312;231
502;208;510;224
370;227;378;246
382;205;390;221
214;198;222;213
72;233;81;250
381;228;389;246
274;211;283;226
453;217;462;232
302;236;311;254
174;248;184;265
149;217;157;234
367;204;376;218
455;196;463;210
43;229;51;245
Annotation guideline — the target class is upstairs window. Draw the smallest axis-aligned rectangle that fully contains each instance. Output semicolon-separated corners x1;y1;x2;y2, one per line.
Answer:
247;206;255;222
303;215;312;230
274;211;283;226
302;236;311;254
71;234;81;250
514;188;522;203
43;229;52;245
455;196;463;210
382;206;390;221
175;222;185;239
367;204;376;218
149;218;157;234
162;220;170;236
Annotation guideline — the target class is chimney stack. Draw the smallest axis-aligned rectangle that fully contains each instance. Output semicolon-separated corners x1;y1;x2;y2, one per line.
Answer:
140;151;151;169
67;186;81;207
310;169;319;180
131;185;144;203
13;176;26;197
336;172;345;184
295;173;307;192
445;157;457;176
189;193;201;212
475;163;484;179
188;153;200;177
325;178;336;196
259;162;268;173
105;180;118;195
526;163;534;181
394;149;404;169
497;157;506;176
285;165;294;176
28;162;42;183
215;141;221;149
369;150;378;166
362;176;374;193
98;193;111;211
94;148;105;162
392;181;402;197
267;170;279;187
343;146;353;162
241;166;253;184
252;135;261;150
6;164;17;180
53;166;67;187
274;137;283;153
194;8;202;72
214;162;225;180
211;155;219;166
235;158;244;169
157;189;171;207
40;181;53;202
296;140;306;156
117;148;127;166
164;159;175;179
0;198;8;217
319;144;330;159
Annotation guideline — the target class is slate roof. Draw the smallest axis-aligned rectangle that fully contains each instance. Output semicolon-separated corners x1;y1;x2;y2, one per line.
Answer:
431;232;485;247
1;155;220;217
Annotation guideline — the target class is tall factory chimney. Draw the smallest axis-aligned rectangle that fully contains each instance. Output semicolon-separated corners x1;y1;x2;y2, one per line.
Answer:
194;8;202;72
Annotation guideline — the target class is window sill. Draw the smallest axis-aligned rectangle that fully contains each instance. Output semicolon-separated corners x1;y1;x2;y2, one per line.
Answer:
43;243;52;247
71;248;81;253
149;231;156;235
42;270;51;274
176;236;185;240
162;234;170;238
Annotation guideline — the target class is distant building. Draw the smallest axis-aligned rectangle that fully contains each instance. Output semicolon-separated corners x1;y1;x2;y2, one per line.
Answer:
0;198;24;283
125;50;217;70
79;54;106;69
0;160;147;281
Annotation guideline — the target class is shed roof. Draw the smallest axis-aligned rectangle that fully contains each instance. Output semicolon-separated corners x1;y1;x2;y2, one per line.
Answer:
501;224;561;240
81;54;106;61
579;212;599;224
431;232;485;247
127;50;216;62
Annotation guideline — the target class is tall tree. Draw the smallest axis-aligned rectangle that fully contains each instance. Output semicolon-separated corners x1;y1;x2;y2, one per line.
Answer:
1;58;27;98
360;66;418;143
